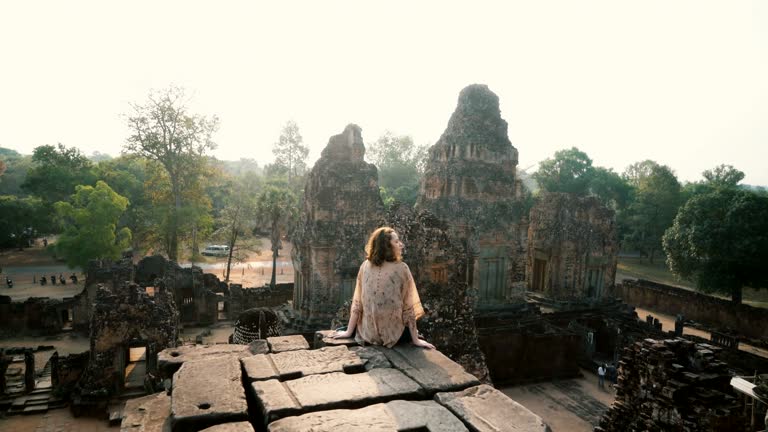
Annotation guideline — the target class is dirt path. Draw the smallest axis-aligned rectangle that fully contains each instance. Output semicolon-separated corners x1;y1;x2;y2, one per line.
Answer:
500;369;615;432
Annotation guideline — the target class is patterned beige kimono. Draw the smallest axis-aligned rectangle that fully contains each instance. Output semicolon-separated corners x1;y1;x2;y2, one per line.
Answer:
351;260;425;348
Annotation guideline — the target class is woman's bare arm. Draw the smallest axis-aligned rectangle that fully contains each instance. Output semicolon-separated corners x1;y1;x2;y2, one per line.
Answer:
332;309;359;339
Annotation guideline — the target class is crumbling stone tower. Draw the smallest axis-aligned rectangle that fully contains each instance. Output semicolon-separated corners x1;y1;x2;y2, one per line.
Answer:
290;124;385;330
416;84;529;307
526;193;618;300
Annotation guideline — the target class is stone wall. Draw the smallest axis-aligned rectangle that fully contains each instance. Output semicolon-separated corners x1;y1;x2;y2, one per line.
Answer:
478;323;582;384
597;338;750;431
74;282;178;398
229;283;293;319
290;124;385;331
0;295;66;335
526;192;618;300
613;279;768;341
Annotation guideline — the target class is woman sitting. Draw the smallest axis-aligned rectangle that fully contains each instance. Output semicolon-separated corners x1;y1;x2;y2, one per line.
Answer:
333;227;435;349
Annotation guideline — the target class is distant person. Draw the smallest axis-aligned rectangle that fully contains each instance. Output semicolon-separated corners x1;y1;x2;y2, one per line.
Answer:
59;274;66;285
598;364;606;389
70;273;78;284
332;227;435;349
608;363;617;386
5;277;12;288
50;274;56;285
40;276;47;285
43;238;48;247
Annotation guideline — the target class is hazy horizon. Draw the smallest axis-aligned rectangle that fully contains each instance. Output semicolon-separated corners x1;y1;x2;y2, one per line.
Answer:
1;1;765;185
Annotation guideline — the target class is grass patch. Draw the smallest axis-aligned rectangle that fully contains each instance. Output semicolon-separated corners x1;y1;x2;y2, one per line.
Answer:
617;256;768;309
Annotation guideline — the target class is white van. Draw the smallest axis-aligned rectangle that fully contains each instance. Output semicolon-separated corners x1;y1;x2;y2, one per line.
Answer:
202;245;230;257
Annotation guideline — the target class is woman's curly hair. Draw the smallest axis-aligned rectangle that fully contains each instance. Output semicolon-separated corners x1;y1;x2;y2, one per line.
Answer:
365;227;400;266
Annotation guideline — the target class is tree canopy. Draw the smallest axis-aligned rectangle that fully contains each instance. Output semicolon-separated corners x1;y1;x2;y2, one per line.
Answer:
0;195;47;249
21;143;96;204
272;120;309;184
622;163;682;263
124;86;218;260
54;181;132;269
663;188;768;304
533;147;594;195
367;132;428;208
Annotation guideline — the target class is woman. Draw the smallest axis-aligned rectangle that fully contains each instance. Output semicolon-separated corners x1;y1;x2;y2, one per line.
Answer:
332;227;435;349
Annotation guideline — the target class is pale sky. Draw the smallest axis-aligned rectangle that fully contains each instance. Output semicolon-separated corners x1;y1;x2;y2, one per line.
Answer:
1;1;766;185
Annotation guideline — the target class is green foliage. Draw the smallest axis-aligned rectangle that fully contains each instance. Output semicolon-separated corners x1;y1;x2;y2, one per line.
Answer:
0;150;33;196
702;164;745;188
21;143;97;204
368;132;428;208
54;181;132;269
589;166;632;210
663;188;768;304
0;195;47;249
272;120;309;184
124;86;219;261
682;164;747;201
623;163;682;263
534;147;594;195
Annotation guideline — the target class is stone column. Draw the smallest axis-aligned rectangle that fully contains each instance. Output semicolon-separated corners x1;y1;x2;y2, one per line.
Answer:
24;349;35;392
50;351;60;386
0;349;8;395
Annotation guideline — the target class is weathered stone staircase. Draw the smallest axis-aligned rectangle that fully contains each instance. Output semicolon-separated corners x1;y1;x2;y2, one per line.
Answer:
4;359;66;416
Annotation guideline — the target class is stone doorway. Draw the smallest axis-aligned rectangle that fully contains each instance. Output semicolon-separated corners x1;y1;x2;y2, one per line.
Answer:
60;308;73;330
124;343;147;390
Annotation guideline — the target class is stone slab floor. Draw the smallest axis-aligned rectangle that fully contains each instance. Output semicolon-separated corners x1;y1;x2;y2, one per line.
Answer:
0;409;113;432
500;368;615;432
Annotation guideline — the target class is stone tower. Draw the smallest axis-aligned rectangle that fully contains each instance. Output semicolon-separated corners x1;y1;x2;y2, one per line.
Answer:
289;124;385;330
526;193;618;300
416;84;529;307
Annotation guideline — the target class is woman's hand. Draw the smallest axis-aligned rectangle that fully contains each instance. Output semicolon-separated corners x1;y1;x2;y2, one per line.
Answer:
331;329;354;339
412;339;435;350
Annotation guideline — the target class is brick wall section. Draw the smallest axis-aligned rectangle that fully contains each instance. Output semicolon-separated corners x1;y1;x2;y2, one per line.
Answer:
613;279;768;340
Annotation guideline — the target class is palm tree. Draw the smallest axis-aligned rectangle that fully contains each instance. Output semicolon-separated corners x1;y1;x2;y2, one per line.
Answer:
255;186;297;288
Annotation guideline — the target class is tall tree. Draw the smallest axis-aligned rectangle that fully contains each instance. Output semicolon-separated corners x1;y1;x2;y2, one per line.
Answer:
214;174;262;282
272;121;309;184
367;132;428;208
588;166;632;210
22;143;96;204
124;86;219;261
53;181;132;269
682;164;746;201
623;163;682;263
255;185;297;289
0;196;46;249
534;147;595;195
702;164;745;188
0;149;33;196
663;189;768;304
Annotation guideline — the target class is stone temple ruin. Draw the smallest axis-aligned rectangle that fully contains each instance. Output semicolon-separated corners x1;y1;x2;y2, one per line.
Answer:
2;84;767;431
287;123;385;331
416;84;528;306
